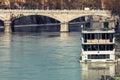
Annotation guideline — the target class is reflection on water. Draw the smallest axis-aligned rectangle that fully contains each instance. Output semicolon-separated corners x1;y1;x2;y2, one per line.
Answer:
0;33;11;47
0;32;120;80
0;33;11;61
60;33;70;38
0;32;81;80
80;63;120;80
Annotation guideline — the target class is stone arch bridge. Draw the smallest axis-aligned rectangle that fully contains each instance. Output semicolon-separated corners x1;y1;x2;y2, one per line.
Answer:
0;9;112;32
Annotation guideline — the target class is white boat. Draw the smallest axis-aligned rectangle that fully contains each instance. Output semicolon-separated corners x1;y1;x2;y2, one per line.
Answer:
80;16;117;63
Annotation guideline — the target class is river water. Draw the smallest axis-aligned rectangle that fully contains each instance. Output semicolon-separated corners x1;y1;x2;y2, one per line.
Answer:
0;32;119;80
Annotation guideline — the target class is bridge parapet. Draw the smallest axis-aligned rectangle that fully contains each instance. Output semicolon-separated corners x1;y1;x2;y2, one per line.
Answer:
0;9;111;21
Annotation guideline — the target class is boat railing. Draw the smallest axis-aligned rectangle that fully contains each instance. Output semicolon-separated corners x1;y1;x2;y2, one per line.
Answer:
82;28;114;31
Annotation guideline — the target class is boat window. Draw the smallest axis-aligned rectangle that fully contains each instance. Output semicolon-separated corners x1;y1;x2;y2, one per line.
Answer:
106;44;114;50
102;33;105;39
85;22;90;28
83;45;87;51
91;34;94;39
83;34;87;42
99;45;105;50
83;44;114;51
83;33;114;42
106;34;109;39
88;54;110;59
94;34;98;39
99;33;102;39
92;45;98;50
109;34;113;42
88;34;90;39
110;44;114;50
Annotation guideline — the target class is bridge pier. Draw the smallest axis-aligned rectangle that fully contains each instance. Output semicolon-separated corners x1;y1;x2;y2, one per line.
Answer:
4;20;11;33
60;23;69;32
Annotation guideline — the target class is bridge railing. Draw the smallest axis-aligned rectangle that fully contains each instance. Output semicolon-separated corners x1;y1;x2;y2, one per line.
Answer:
0;9;110;13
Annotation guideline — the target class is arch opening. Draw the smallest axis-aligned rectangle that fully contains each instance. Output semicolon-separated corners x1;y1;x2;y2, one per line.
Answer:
11;15;60;32
0;20;4;32
68;15;111;32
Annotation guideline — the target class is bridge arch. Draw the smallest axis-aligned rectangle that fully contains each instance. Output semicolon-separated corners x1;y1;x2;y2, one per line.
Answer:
0;16;5;32
11;15;61;32
12;15;60;24
11;13;61;23
0;17;5;21
68;15;112;32
0;19;4;32
68;14;111;22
